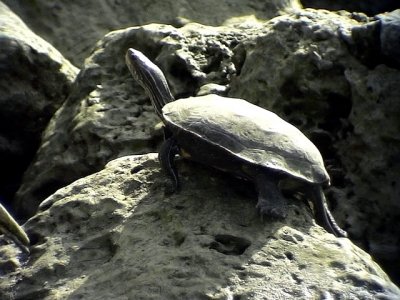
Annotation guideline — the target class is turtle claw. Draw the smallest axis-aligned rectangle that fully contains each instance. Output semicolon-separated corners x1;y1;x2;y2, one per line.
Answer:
163;184;175;196
163;179;180;195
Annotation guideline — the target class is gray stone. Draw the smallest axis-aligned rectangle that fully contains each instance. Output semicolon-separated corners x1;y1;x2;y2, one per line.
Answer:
340;64;400;277
340;9;400;69
3;0;302;66
301;0;400;16
10;7;400;285
197;83;228;96
377;9;400;68
2;154;399;299
0;2;78;208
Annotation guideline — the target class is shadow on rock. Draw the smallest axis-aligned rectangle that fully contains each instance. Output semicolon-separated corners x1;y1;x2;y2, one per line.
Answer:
4;154;398;299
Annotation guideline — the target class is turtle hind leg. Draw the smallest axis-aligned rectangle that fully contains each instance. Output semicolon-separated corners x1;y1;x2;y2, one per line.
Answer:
158;137;180;194
310;185;347;238
255;172;288;220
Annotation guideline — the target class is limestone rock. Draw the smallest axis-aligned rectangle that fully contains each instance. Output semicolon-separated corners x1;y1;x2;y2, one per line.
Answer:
0;2;78;208
227;9;400;282
11;8;400;284
301;0;399;16
3;0;302;66
376;9;400;68
342;9;400;69
340;65;400;278
2;154;399;299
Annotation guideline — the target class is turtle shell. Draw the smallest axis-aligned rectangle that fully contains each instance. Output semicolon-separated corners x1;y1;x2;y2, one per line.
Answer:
162;94;330;185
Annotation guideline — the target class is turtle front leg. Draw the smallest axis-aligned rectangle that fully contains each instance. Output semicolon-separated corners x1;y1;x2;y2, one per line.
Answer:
255;172;287;219
158;136;180;194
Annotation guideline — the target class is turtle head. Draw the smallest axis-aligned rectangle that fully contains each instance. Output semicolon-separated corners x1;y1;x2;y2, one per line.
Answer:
125;48;174;120
125;48;151;85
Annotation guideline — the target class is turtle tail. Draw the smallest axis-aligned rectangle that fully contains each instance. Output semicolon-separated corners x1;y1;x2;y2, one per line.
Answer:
310;185;347;238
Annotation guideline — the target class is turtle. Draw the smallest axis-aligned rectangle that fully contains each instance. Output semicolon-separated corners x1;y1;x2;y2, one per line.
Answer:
125;48;347;238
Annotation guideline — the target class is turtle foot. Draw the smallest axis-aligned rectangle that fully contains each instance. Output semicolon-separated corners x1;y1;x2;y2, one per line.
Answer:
256;202;288;220
255;173;288;221
163;177;181;195
163;181;179;195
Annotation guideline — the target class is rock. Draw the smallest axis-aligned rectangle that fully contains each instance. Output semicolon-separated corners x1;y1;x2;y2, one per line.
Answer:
376;9;400;68
229;9;360;129
340;64;400;280
196;83;228;96
0;243;27;279
5;4;400;284
1;154;399;299
3;0;302;66
10;7;400;285
301;0;400;16
0;2;78;209
340;9;400;69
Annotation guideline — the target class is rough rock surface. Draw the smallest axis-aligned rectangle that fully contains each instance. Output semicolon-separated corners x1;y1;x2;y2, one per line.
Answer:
1;154;399;299
11;8;400;284
376;10;400;68
3;0;302;66
228;10;400;282
0;2;78;208
301;0;399;16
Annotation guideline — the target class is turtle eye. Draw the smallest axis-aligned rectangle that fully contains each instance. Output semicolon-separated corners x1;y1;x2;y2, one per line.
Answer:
126;49;135;62
130;53;137;61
